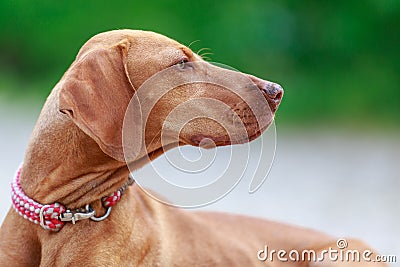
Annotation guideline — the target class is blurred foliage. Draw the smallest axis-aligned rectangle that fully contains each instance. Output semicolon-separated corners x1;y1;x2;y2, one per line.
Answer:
0;0;399;127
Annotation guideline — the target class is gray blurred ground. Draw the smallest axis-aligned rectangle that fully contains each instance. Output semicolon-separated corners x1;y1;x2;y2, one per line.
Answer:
0;99;399;265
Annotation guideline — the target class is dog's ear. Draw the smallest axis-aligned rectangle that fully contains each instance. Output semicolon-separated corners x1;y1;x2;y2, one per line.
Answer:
58;39;135;162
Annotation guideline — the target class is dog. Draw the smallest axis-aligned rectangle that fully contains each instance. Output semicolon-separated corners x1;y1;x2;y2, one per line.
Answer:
0;30;387;266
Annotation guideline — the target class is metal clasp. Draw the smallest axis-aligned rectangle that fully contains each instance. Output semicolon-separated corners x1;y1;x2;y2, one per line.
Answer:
39;204;50;229
90;206;112;222
59;204;95;224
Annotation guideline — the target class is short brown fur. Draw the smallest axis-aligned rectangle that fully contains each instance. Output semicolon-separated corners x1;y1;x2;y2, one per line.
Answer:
0;30;387;266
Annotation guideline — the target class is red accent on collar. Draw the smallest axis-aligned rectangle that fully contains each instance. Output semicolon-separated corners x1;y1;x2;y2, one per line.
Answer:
11;165;132;231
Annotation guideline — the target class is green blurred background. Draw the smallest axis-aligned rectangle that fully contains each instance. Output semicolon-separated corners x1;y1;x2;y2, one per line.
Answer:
1;1;400;256
0;0;399;128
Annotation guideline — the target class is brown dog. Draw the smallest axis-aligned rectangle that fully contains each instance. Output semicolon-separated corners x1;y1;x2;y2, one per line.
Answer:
0;30;387;266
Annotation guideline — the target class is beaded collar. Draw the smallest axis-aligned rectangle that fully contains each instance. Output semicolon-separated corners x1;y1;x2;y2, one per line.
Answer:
11;165;134;231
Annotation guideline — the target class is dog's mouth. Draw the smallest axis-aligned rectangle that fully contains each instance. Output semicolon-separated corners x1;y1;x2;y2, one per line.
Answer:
183;118;272;148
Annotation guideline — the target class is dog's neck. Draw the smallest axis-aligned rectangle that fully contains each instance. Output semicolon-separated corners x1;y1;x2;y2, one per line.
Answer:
19;92;130;210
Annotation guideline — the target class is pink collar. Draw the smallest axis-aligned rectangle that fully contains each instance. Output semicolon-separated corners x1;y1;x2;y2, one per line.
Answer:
11;165;134;231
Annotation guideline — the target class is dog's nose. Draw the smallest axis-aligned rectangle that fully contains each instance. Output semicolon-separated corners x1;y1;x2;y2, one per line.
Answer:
263;83;283;103
246;75;284;111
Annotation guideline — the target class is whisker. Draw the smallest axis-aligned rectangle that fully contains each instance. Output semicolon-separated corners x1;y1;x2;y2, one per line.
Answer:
201;56;212;61
197;47;212;55
199;51;213;61
199;52;214;57
188;40;201;48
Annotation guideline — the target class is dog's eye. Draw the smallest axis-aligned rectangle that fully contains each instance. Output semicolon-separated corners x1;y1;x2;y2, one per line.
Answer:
175;59;189;69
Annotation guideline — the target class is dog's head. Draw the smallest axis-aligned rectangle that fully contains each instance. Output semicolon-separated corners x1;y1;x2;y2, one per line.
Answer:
58;30;283;163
